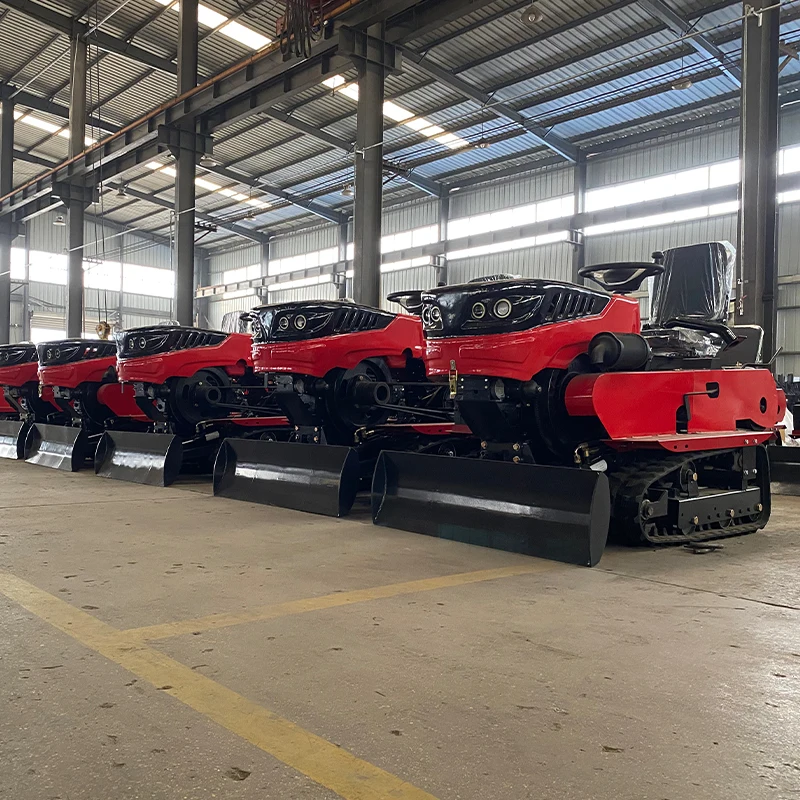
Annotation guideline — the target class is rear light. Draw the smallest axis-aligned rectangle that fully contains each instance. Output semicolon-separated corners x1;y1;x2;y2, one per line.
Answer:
118;327;227;358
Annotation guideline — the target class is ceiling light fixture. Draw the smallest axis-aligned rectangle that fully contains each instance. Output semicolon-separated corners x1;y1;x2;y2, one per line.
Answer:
521;4;544;25
671;76;693;91
53;213;66;226
341;185;354;197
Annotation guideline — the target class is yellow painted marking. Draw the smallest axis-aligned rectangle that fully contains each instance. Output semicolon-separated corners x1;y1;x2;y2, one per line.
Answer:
0;570;438;800
124;563;553;642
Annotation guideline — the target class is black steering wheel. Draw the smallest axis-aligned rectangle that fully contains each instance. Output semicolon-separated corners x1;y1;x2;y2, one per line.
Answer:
578;262;665;295
386;290;423;316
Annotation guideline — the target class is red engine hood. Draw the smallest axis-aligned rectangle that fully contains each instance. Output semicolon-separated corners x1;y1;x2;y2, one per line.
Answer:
39;356;116;389
0;361;39;389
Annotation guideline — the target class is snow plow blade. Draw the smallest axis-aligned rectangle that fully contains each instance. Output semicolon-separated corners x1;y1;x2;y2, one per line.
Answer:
213;439;361;517
371;452;611;567
769;445;800;495
0;419;28;460
24;423;91;472
94;430;183;487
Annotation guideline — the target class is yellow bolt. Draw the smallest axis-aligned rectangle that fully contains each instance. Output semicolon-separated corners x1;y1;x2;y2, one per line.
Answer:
756;503;763;512
692;472;698;482
512;456;521;464
692;516;699;525
481;441;487;449
513;443;521;452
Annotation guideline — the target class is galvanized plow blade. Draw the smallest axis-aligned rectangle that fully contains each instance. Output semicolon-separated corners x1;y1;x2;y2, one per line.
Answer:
95;430;183;487
0;419;27;460
371;452;611;567
769;444;800;495
24;423;91;472
213;439;361;517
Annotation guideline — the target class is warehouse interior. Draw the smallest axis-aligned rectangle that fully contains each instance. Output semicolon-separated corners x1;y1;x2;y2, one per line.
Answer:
1;0;799;798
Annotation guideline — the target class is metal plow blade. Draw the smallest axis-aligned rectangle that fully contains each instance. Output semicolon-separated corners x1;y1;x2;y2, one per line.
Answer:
372;452;611;567
213;439;361;517
95;431;183;487
0;420;28;460
769;444;800;495
24;423;91;472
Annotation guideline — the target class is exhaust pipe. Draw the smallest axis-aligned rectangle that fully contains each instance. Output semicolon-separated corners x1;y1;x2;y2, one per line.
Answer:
24;423;92;472
372;451;611;567
213;439;361;517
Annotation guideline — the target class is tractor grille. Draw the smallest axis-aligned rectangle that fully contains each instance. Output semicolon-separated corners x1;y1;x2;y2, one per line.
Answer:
119;327;227;358
420;279;609;339
0;343;38;366
252;302;394;343
38;339;117;366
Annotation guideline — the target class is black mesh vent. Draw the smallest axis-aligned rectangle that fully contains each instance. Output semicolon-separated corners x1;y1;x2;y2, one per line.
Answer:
119;327;227;358
252;302;395;343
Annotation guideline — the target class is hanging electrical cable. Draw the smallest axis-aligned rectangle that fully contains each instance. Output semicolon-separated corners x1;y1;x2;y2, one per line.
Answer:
279;0;322;59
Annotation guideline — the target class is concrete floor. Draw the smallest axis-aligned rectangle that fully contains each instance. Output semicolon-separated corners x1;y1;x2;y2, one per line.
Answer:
0;459;799;800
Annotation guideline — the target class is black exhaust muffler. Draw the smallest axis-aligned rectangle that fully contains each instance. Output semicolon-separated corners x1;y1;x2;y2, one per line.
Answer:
213;439;361;517
94;430;183;487
24;423;92;472
372;451;611;567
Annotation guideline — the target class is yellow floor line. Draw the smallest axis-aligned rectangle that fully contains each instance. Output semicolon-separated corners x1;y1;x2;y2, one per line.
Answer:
124;563;554;642
0;570;438;800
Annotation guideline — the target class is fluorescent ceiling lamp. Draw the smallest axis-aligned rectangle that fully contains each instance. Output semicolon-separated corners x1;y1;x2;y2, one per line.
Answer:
404;117;432;131
153;0;271;50
323;75;346;89
383;101;414;122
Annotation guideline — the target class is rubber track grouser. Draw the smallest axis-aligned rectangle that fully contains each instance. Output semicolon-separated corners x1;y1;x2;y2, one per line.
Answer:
96;314;289;486
26;339;151;472
0;343;67;460
213;299;474;516
371;243;783;567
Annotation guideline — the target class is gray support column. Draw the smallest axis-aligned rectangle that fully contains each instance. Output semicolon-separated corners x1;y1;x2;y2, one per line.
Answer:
737;2;780;361
22;228;30;341
337;222;348;299
174;0;199;326
571;152;587;285
0;96;13;343
66;35;87;337
436;192;449;286
352;24;385;308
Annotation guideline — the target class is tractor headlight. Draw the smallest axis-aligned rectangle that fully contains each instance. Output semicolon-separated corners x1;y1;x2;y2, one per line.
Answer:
471;302;486;320
493;298;512;319
294;315;307;330
278;317;290;331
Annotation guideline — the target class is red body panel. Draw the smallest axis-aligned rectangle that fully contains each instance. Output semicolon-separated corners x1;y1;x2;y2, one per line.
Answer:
565;369;784;437
39;356;116;389
424;296;641;381
96;383;151;421
117;333;253;384
0;361;39;388
252;315;425;378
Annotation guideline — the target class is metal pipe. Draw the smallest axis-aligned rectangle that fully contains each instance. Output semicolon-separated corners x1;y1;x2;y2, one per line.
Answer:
353;23;385;308
0;96;13;343
174;0;199;326
66;36;87;338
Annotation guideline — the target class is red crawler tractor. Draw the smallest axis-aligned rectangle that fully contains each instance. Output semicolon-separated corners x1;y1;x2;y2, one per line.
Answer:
213;299;472;516
0;343;67;460
95;313;289;486
372;243;783;566
24;339;150;471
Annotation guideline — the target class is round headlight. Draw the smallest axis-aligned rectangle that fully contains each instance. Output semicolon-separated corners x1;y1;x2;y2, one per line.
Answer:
278;317;290;331
138;337;147;349
471;302;486;320
46;349;53;360
294;315;307;330
422;306;431;326
493;298;512;319
54;348;61;359
430;306;442;323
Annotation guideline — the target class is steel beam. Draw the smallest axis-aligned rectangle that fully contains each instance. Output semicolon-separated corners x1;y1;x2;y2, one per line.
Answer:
638;0;741;86
737;1;780;360
109;184;270;245
204;163;347;225
1;85;119;134
174;0;199;327
0;96;13;343
399;46;579;162
0;0;178;75
66;35;87;338
352;24;385;308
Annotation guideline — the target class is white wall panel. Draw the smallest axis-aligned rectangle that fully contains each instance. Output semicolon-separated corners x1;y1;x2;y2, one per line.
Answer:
271;225;338;259
267;281;338;305
448;242;572;285
383;199;438;234
380;266;438;309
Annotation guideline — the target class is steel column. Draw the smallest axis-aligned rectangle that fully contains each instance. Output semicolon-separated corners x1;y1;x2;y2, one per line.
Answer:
353;24;385;308
337;221;349;299
437;192;449;286
0;96;14;343
22;227;30;341
174;0;199;326
66;36;87;338
737;2;780;361
571;152;587;284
